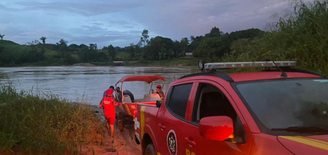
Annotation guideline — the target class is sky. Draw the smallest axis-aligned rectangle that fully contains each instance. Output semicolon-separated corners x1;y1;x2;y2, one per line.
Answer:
0;0;316;48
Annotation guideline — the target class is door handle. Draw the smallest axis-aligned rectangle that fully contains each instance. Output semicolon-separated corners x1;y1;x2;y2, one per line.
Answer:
185;137;196;147
158;123;166;130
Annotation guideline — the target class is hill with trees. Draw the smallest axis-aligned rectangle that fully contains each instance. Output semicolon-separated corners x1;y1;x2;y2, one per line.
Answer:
1;0;327;76
0;27;264;67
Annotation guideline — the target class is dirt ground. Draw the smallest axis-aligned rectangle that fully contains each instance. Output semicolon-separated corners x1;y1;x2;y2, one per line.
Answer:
81;106;142;155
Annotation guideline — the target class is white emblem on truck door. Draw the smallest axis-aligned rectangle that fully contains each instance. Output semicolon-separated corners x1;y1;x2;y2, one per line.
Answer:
134;117;140;130
167;129;178;155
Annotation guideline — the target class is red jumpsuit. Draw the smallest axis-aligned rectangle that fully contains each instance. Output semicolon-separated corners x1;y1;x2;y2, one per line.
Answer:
99;89;122;125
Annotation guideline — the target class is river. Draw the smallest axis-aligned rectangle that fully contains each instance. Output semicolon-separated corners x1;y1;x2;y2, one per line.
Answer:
0;66;192;105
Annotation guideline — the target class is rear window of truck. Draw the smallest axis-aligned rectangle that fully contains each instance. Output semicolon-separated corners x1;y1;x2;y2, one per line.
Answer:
166;83;193;118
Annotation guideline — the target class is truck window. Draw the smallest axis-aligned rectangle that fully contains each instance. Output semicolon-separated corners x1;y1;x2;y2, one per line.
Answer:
166;83;193;119
192;83;247;143
192;83;237;122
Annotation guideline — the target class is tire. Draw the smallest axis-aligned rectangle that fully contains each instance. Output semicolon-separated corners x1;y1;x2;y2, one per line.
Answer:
145;143;157;155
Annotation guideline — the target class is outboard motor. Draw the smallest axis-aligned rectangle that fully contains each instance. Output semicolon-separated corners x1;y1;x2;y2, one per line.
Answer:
123;90;135;102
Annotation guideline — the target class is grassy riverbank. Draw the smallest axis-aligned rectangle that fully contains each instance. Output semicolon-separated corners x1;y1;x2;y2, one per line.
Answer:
0;56;198;68
0;83;106;154
125;57;197;67
91;57;198;67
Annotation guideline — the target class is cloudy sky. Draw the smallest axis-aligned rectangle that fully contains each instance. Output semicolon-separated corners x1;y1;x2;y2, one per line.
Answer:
0;0;315;48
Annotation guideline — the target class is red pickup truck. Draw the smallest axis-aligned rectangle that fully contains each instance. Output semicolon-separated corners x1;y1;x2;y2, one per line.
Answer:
134;60;328;155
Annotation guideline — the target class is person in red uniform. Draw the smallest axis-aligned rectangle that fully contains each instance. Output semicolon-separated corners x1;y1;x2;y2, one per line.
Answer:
99;88;124;138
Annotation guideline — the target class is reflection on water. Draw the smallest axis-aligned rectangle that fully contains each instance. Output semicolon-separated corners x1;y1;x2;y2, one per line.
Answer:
0;66;192;105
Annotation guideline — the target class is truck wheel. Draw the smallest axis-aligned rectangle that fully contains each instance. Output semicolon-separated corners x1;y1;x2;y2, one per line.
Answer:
145;143;156;155
118;119;124;132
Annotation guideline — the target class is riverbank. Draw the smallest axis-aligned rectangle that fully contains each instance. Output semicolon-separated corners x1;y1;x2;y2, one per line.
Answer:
0;83;141;155
105;57;197;67
0;57;199;68
86;105;141;155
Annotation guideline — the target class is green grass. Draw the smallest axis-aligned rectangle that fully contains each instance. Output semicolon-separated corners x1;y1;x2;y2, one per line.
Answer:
44;49;59;58
0;82;106;155
0;40;21;47
0;40;30;53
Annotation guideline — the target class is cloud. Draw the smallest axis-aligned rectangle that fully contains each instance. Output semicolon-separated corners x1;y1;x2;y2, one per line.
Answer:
67;25;141;47
14;1;142;16
0;0;318;46
0;4;9;10
122;0;290;39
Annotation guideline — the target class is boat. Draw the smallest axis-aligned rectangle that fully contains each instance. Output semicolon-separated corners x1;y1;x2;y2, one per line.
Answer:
114;75;165;128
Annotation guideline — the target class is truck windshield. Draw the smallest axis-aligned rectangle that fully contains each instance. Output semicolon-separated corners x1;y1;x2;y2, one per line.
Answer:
233;78;328;136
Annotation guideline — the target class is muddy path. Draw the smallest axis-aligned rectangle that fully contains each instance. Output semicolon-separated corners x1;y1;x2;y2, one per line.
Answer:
81;106;142;155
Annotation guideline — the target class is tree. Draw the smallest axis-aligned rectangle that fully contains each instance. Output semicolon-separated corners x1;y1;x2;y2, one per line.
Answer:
57;39;68;46
0;34;5;40
189;36;204;53
89;44;97;50
79;44;89;50
27;40;40;46
56;39;68;57
147;36;175;60
68;44;79;52
128;43;136;58
173;40;181;58
139;29;149;47
190;36;195;42
107;45;116;60
40;36;47;44
194;34;231;60
180;37;189;55
229;28;264;40
205;27;223;37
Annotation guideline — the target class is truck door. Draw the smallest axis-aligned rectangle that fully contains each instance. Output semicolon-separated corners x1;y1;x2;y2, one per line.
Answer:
156;82;196;155
182;81;252;155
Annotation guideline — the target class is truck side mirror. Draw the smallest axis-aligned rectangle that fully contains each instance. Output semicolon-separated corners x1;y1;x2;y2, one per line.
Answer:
156;100;162;108
199;116;233;141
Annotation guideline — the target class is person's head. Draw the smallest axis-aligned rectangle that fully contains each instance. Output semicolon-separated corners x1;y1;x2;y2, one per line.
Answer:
106;89;114;97
116;87;121;92
156;85;162;91
109;86;114;90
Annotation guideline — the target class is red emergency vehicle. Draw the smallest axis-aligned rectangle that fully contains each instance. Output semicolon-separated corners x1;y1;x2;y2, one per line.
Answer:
134;60;328;155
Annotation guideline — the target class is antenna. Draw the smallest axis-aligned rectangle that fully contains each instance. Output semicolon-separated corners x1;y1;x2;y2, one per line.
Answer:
272;60;288;78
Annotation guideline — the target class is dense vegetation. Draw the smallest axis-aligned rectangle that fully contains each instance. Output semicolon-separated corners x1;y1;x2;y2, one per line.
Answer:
0;27;263;67
0;82;105;154
220;0;328;75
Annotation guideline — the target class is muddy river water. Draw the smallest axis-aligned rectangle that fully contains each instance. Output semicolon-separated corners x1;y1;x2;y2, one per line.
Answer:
0;66;192;105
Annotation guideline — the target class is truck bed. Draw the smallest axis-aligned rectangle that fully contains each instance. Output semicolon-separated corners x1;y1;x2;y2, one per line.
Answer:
135;104;160;146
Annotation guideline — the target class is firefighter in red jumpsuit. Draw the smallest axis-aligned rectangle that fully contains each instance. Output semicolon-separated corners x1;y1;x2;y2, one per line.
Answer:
99;88;124;138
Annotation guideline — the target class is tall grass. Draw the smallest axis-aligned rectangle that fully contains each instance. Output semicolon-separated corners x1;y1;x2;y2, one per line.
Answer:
0;82;106;154
220;0;328;75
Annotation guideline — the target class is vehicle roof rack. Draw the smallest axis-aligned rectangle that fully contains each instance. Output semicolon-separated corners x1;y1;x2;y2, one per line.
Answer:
179;71;234;82
198;60;296;70
180;60;326;82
